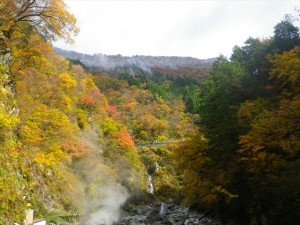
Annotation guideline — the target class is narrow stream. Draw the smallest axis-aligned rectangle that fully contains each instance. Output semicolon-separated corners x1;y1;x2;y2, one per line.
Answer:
148;175;155;194
159;202;167;216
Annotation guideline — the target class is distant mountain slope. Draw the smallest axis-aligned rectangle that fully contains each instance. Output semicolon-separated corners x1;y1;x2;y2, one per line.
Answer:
54;47;215;79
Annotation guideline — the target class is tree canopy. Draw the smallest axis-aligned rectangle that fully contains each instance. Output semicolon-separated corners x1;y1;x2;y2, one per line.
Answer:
0;0;78;42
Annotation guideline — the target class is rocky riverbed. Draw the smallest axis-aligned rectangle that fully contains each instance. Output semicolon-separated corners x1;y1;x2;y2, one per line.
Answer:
115;201;222;225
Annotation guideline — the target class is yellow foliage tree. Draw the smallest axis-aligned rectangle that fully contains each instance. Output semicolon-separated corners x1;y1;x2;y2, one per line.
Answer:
0;0;78;42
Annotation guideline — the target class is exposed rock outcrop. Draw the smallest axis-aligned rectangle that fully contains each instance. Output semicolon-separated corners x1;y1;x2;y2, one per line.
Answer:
115;201;221;225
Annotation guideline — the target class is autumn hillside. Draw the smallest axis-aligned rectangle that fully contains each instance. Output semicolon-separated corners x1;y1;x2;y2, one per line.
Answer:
0;1;300;225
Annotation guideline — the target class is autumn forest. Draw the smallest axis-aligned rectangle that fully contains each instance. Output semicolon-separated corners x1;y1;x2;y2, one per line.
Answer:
0;1;300;225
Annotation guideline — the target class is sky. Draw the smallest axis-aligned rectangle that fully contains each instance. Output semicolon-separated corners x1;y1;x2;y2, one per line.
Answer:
54;0;300;59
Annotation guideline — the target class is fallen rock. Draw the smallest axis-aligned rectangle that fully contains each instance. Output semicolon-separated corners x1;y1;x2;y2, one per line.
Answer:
114;201;221;225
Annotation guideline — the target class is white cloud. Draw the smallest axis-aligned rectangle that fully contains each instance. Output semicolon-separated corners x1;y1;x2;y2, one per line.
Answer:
54;0;300;59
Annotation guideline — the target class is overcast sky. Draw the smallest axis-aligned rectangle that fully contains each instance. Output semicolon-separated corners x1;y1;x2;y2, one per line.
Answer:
54;0;300;59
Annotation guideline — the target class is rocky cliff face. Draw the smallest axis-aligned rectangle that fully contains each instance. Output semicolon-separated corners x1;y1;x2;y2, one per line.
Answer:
54;48;215;79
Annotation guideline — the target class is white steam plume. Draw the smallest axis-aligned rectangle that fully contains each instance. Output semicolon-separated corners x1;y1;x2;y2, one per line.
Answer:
76;127;129;225
85;184;128;225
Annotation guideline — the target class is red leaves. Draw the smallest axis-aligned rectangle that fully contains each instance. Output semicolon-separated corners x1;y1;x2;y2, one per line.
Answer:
87;87;101;96
80;95;95;108
116;130;135;150
80;87;102;107
61;140;92;158
108;105;117;115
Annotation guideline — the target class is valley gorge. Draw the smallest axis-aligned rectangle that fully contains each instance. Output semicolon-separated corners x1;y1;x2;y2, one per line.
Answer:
1;1;300;225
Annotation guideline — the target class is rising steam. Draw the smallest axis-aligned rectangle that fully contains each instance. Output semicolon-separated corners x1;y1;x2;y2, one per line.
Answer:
75;127;129;225
85;184;128;225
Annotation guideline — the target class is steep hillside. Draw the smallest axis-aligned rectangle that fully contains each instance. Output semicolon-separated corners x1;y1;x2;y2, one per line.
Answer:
54;47;215;80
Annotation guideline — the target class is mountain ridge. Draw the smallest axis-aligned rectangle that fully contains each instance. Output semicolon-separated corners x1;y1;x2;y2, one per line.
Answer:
54;47;216;79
